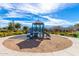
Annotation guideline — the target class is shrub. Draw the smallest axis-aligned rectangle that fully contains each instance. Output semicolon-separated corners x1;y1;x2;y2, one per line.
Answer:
0;32;4;37
0;31;24;37
13;31;23;35
60;33;65;36
73;34;78;37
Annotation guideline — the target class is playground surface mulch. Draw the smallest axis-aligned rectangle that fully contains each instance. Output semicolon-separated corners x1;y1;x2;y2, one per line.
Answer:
3;35;72;53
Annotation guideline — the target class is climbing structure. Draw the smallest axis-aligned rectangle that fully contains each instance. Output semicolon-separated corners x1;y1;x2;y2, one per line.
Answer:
26;20;50;39
32;20;44;38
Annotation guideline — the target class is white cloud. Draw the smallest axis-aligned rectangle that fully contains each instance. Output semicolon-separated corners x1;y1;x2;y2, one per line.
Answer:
0;3;14;10
43;16;73;26
15;21;32;25
0;3;67;18
74;21;79;25
0;17;78;28
15;3;61;14
0;19;32;25
6;11;23;17
0;18;11;27
0;19;32;28
0;19;10;23
0;3;76;27
0;3;71;13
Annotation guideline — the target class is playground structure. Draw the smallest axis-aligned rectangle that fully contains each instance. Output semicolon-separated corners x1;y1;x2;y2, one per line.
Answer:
26;20;50;40
2;20;72;52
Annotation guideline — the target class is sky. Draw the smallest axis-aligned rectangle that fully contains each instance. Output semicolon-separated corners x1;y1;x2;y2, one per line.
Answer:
0;3;79;28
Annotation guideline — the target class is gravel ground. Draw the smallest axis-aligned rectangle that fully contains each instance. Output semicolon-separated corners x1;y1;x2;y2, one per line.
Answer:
3;34;72;53
0;34;79;56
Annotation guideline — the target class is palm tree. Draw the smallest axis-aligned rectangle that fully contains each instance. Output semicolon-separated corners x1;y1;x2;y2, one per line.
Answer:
15;23;21;31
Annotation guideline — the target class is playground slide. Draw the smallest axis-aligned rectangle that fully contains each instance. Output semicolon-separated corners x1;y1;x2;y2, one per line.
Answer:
44;32;51;38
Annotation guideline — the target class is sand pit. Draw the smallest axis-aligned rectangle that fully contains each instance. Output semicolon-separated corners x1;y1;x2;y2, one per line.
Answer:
3;35;72;53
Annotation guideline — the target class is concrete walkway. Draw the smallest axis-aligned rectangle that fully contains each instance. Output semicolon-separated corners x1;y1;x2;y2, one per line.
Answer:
0;35;79;56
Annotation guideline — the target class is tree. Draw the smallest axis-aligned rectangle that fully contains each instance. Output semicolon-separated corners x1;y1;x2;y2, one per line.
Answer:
74;24;79;27
74;24;79;31
22;26;28;33
15;23;21;30
8;22;14;31
52;26;63;32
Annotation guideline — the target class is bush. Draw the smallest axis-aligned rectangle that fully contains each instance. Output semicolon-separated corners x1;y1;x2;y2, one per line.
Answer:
73;34;78;37
0;32;4;37
60;33;65;36
51;31;78;38
75;32;79;38
0;31;24;37
6;32;14;36
13;31;23;35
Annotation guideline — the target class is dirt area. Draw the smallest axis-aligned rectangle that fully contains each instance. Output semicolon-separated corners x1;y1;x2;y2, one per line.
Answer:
3;35;72;53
